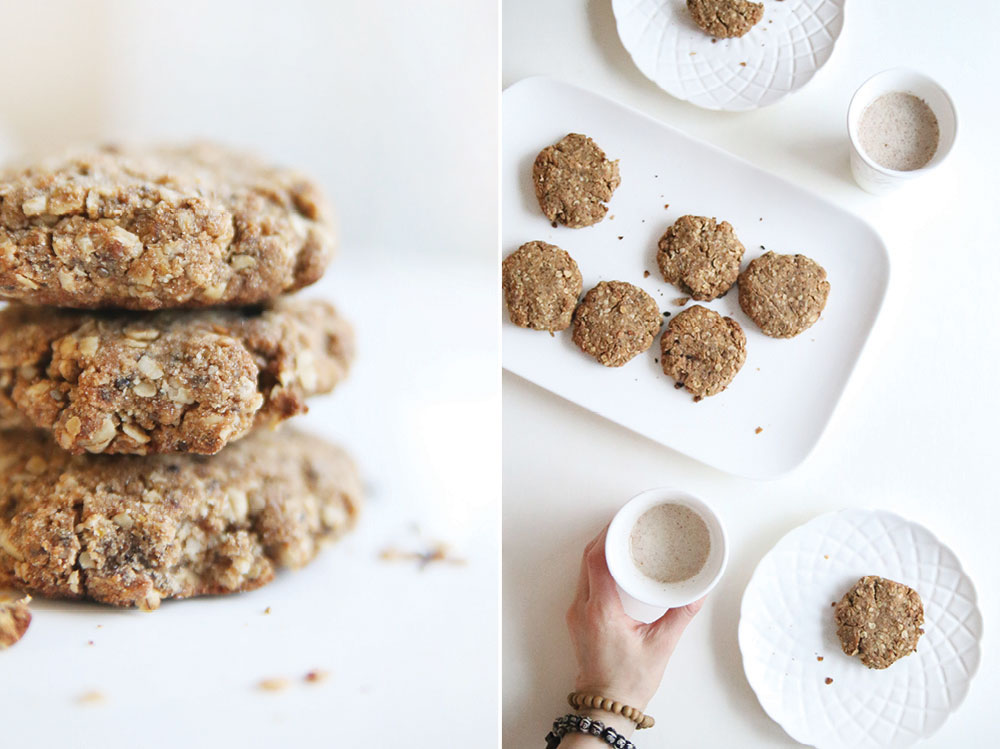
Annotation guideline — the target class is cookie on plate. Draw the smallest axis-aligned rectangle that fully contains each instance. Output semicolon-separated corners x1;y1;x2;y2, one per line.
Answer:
657;215;744;301
0;143;333;309
0;427;361;610
835;575;925;670
0;298;353;455
687;0;763;38
532;134;620;228
660;305;746;401
502;241;582;331
572;281;661;367
738;251;830;338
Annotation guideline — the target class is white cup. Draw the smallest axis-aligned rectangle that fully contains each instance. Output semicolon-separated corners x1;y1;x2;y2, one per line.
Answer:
605;488;728;624
847;68;957;194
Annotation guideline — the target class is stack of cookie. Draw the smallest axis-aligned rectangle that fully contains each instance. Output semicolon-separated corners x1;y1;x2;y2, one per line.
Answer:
0;144;361;611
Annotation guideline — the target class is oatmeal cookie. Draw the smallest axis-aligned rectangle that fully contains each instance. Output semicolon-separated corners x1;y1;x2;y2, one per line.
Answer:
0;298;353;455
738;251;830;338
502;241;582;331
572;281;660;367
835;576;924;669
0;427;361;610
660;305;746;400
0;143;333;309
687;0;763;38
533;134;620;228
657;215;744;301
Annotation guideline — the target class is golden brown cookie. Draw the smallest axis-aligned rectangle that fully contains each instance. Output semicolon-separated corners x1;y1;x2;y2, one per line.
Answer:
533;134;620;228
0;298;353;455
660;305;746;400
572;281;661;367
502;241;582;331
687;0;763;38
835;576;925;669
657;215;744;301
0;427;361;610
738;251;830;338
0;143;333;309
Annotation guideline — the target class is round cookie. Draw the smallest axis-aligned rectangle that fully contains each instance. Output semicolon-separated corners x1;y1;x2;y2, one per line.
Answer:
738;251;830;338
502;241;582;331
835;576;925;670
660;305;746;401
0;143;334;309
572;281;661;367
532;133;621;228
687;0;763;38
0;298;354;455
657;215;744;301
0;427;362;610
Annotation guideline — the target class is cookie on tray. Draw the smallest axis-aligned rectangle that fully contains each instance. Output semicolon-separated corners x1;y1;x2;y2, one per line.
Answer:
687;0;763;38
0;427;362;610
572;280;661;367
0;298;353;455
533;134;620;228
835;576;925;670
502;240;582;331
738;251;830;338
660;305;746;401
0;143;334;309
657;215;744;301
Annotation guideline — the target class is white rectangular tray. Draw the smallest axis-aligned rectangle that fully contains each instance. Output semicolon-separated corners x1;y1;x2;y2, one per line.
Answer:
502;77;889;479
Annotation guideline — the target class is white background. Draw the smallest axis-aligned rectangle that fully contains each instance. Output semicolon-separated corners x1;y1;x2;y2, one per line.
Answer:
504;1;997;747
0;2;499;746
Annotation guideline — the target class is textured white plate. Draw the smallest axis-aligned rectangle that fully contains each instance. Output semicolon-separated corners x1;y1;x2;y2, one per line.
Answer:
738;509;982;748
612;0;845;111
502;77;889;478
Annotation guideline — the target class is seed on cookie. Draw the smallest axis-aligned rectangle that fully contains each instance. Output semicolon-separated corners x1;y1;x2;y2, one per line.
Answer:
738;251;830;338
660;305;746;401
834;576;924;670
687;0;763;39
657;215;744;302
533;133;621;228
502;241;582;331
572;281;661;367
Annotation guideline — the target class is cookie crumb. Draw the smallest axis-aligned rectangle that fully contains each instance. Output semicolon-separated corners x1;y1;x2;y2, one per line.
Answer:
258;678;290;692
619;236;625;241
824;677;833;685
264;606;272;614
643;270;650;278
740;61;747;66
664;204;670;209
662;311;671;318
817;656;824;661
673;297;690;307
754;426;763;435
304;670;329;684
0;593;31;649
78;690;105;705
824;555;829;560
379;542;467;569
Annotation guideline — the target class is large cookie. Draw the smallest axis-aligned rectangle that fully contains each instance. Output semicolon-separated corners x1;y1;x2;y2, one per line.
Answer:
0;427;361;610
738;251;830;338
835;576;925;670
660;305;746;400
572;281;661;367
657;215;744;301
687;0;763;38
532;134;620;228
502;240;582;331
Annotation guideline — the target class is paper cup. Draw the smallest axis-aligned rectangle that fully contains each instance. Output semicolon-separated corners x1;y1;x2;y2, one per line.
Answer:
605;488;728;623
847;68;957;194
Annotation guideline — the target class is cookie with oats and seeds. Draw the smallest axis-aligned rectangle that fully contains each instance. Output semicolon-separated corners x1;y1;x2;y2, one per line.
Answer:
532;134;620;228
687;0;763;38
657;215;744;302
0;143;333;309
0;297;353;455
660;305;746;401
572;280;661;367
502;240;582;331
0;427;361;610
835;576;924;669
738;251;830;338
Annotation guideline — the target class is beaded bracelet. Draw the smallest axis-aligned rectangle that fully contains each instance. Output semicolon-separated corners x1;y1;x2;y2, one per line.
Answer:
545;714;637;749
567;692;655;729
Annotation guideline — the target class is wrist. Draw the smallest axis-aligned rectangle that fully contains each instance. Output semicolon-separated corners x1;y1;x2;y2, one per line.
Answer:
573;680;650;712
574;706;636;739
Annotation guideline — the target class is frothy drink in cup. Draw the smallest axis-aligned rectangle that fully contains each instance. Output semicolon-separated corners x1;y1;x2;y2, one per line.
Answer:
629;503;711;584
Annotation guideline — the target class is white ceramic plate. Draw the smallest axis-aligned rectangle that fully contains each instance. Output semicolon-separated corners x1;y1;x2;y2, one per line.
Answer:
611;0;846;111
738;509;982;748
502;77;889;478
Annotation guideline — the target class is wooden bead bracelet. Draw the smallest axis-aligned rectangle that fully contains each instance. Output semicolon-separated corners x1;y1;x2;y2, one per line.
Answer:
567;691;655;730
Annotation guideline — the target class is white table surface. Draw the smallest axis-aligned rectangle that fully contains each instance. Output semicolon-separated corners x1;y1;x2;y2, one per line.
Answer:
503;1;998;747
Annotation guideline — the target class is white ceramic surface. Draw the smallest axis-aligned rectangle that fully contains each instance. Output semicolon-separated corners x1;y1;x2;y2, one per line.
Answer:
502;77;890;479
847;68;958;194
606;488;728;622
738;509;982;748
611;0;845;111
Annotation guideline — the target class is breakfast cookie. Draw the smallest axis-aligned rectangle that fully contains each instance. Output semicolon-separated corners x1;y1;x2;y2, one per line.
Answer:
502;241;582;331
0;298;353;455
0;143;333;309
687;0;763;38
572;281;661;367
0;427;362;610
835;576;924;670
657;215;744;301
660;305;746;401
738;251;830;338
533;134;620;228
